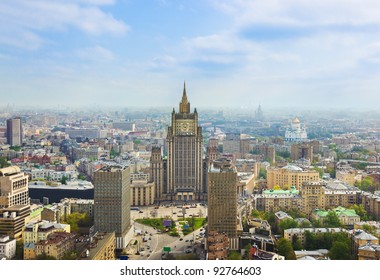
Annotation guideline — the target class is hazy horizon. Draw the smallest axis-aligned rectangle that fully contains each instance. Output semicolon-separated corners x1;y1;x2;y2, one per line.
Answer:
1;1;380;109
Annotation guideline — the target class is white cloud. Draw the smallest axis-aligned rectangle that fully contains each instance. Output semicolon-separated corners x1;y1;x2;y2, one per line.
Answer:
75;46;115;61
0;0;129;49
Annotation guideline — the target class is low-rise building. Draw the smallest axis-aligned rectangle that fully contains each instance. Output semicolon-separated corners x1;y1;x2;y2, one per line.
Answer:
312;206;360;227
0;235;16;259
207;231;229;260
358;244;380;260
284;228;346;246
130;180;155;206
80;232;116;260
34;232;76;259
352;229;379;258
23;220;70;245
267;165;319;189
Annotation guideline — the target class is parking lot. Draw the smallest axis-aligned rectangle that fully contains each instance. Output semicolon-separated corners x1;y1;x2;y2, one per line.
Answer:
128;203;208;260
130;203;208;221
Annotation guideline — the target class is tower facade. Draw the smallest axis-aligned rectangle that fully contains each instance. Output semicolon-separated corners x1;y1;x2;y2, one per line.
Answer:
166;83;204;201
0;166;30;239
150;146;164;201
207;159;237;238
93;166;130;248
6;117;22;147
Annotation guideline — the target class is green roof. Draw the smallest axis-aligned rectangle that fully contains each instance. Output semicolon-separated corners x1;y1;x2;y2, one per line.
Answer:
263;189;299;195
313;207;359;218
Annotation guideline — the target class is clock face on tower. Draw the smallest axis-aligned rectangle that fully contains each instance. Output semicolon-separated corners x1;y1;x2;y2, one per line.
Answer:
177;121;194;134
182;122;189;132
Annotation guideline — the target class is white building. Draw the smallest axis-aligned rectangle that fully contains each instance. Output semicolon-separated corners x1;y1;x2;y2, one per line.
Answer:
0;235;16;259
285;117;307;142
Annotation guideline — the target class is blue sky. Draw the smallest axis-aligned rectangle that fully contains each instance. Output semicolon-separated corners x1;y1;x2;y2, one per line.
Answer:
0;0;380;109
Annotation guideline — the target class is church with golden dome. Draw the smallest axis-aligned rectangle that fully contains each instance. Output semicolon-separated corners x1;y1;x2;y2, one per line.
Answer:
285;117;308;142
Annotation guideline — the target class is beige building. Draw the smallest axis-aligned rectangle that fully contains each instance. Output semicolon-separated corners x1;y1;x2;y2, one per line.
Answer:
208;159;237;238
150;146;164;201
291;142;313;161
166;83;204;201
358;244;380;260
336;170;359;185
267;165;319;189
0;166;29;208
0;205;30;239
207;231;229;260
298;181;326;215
23;220;70;250
130;180;155;206
360;192;380;221
81;232;116;260
284;228;346;246
34;232;76;260
94;166;131;249
353;230;379;258
255;181;359;217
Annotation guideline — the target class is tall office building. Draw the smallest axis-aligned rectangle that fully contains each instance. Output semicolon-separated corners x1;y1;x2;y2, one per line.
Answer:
0;166;29;209
150;146;164;201
166;83;204;201
207;159;237;238
94;166;130;249
0;166;30;239
6;117;22;146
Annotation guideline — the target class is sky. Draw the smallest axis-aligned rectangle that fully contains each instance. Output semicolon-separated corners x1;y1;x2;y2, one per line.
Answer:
0;0;380;110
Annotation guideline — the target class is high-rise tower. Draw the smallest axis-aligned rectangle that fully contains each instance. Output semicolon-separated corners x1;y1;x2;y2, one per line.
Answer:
93;166;130;249
166;82;204;201
207;159;237;238
6;117;22;147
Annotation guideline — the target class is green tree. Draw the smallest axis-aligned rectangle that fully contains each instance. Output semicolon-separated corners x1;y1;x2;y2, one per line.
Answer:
313;167;324;178
323;211;342;228
277;238;296;260
36;253;57;260
349;204;372;221
228;251;242;260
355;176;374;191
291;235;303;251
60;175;68;185
328;241;352;260
110;148;119;158
288;208;307;219
258;167;267;179
276;151;291;159
279;219;299;233
78;173;87;180
312;219;323;228
0;156;10;168
62;251;78;260
64;212;93;232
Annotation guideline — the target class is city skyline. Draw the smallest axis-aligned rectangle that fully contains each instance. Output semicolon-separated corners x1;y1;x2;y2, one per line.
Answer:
1;1;380;109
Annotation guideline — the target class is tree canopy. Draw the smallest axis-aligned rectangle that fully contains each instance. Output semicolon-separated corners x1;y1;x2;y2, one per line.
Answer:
277;238;296;260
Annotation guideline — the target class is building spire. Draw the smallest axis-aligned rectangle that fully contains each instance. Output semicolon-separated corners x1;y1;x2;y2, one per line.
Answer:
179;81;190;113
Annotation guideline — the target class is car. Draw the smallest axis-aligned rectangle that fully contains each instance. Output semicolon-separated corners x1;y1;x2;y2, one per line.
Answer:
173;212;177;214
185;240;189;242
149;250;152;253
145;231;148;234
147;254;151;257
149;237;151;240
149;233;152;236
200;228;204;231
179;238;183;241
184;248;192;254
